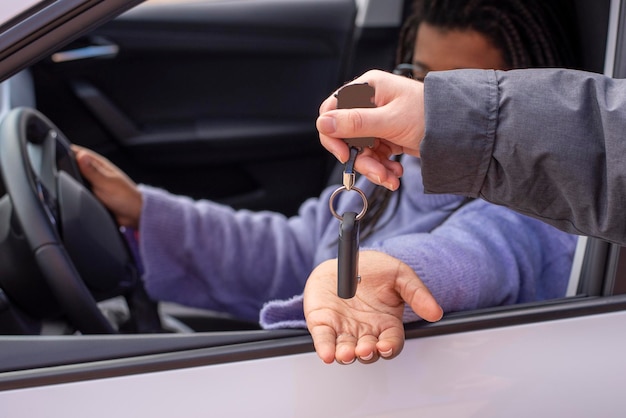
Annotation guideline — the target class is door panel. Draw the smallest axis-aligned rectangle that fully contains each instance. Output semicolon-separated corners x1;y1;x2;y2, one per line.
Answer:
4;308;626;416
31;0;357;215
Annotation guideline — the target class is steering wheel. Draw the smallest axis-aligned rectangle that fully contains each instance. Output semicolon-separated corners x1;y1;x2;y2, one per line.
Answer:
0;107;158;334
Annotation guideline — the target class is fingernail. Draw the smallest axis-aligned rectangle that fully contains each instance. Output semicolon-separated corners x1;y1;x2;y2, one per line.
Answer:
340;358;356;365
383;182;396;190
317;116;336;134
379;348;393;358
359;352;374;361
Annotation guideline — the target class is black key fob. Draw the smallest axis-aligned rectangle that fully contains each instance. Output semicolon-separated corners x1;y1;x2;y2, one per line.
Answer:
337;211;360;299
335;83;376;149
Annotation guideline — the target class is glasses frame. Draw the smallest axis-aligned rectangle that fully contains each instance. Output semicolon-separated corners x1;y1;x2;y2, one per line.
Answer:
392;63;428;81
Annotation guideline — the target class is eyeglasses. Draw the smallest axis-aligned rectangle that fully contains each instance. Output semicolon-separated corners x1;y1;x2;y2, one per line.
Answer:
393;63;428;82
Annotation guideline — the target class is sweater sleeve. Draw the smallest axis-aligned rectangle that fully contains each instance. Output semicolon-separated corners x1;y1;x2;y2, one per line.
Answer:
260;198;576;328
363;199;577;318
136;185;332;322
421;68;626;245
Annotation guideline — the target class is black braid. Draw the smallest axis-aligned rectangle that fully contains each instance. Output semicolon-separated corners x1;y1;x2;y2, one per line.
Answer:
359;0;580;241
396;0;580;69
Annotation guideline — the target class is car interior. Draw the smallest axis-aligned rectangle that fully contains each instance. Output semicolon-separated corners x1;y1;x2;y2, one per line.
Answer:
2;0;626;389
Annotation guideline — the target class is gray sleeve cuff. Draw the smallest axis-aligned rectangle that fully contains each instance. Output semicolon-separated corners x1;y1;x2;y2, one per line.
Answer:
420;69;498;197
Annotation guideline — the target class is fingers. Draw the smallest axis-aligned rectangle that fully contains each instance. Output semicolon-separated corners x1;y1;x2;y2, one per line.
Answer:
309;325;403;365
317;70;424;151
374;327;405;360
354;335;380;364
73;145;118;182
317;70;425;191
335;333;359;364
73;147;106;182
317;116;405;191
318;131;350;164
317;136;404;191
71;145;143;228
353;146;404;190
309;325;339;364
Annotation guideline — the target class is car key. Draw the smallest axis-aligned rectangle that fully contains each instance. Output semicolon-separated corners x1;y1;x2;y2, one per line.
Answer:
334;82;376;149
328;145;368;299
328;83;375;299
337;211;360;299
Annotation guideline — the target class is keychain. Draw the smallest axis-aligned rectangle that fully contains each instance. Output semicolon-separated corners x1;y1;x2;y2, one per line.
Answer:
328;83;375;299
329;147;368;299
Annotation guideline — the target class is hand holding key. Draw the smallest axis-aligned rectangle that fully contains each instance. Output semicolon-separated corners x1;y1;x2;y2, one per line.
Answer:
328;83;375;299
317;70;426;191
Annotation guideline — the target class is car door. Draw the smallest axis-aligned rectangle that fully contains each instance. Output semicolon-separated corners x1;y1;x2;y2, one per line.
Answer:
6;0;626;416
29;0;357;216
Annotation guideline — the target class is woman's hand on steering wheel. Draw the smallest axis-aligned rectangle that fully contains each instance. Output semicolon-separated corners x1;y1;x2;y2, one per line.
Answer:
72;145;143;229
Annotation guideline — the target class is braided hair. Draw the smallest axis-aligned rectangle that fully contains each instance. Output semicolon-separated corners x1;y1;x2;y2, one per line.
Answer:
358;0;579;241
397;0;580;69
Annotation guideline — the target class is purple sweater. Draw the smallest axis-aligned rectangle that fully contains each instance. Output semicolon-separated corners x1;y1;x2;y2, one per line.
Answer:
135;156;576;328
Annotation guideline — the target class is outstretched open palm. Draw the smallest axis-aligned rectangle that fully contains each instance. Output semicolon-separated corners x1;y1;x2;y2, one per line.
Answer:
304;250;443;364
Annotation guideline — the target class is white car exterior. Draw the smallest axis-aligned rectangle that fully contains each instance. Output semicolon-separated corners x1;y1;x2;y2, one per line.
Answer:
4;311;626;417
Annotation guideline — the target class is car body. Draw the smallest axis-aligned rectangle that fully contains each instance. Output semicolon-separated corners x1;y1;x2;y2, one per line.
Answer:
1;0;626;416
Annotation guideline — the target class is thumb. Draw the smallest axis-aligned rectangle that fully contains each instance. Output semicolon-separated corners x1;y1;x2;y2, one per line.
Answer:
317;107;381;139
396;270;444;323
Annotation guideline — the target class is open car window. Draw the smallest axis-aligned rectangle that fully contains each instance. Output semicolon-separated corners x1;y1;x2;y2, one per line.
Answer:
0;0;619;349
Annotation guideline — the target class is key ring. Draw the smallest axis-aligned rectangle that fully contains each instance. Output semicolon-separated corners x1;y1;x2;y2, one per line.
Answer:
329;185;368;221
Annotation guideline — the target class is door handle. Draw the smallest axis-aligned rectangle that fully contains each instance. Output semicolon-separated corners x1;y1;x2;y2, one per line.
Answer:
51;38;119;63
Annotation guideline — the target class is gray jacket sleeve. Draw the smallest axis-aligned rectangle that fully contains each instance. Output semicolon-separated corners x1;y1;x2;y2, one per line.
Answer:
421;68;626;245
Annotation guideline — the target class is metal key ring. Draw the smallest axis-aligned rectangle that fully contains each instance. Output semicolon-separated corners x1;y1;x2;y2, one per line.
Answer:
329;185;368;221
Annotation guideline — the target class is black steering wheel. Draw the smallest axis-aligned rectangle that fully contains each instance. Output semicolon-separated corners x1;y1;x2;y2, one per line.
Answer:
0;107;159;334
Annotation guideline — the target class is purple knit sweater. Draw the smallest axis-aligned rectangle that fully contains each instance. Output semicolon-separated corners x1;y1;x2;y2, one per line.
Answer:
135;156;576;328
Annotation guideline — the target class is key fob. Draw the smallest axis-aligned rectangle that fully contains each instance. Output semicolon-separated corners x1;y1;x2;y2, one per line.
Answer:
338;211;360;299
335;83;376;149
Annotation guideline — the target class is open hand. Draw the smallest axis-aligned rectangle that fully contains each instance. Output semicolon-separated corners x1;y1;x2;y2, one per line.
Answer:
304;250;443;364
